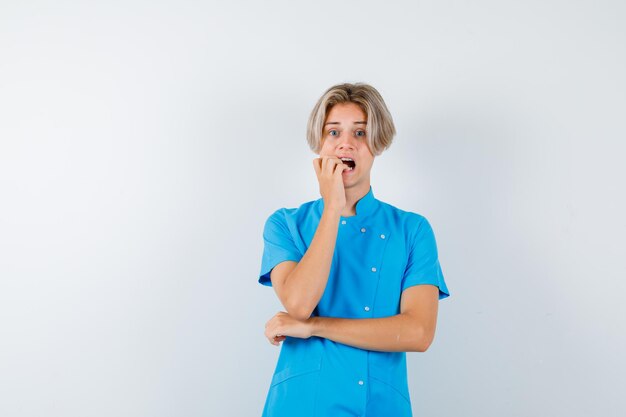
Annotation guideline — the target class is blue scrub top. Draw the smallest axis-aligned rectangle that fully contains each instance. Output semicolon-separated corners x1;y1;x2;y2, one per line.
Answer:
258;186;449;417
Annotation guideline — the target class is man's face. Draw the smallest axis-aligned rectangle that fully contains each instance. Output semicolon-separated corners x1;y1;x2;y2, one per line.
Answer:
319;102;375;190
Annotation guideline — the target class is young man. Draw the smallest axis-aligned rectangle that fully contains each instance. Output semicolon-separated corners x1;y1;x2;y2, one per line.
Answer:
258;83;450;417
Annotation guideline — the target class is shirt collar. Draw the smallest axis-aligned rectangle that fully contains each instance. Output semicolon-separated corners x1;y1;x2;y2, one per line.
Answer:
353;185;378;217
317;185;379;218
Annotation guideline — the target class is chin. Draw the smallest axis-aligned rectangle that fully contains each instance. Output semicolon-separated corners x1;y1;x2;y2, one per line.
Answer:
342;179;358;188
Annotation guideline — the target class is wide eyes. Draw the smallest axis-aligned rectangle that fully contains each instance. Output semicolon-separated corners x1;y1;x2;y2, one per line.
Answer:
327;129;366;138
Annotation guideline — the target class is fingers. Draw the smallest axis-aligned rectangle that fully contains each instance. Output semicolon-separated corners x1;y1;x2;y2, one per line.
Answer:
334;162;348;178
267;331;285;346
312;158;321;177
265;312;287;346
270;334;286;346
264;325;277;345
324;156;344;176
314;156;347;177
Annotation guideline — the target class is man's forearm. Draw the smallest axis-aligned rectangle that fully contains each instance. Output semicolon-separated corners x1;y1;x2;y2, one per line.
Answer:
283;208;341;319
309;314;430;353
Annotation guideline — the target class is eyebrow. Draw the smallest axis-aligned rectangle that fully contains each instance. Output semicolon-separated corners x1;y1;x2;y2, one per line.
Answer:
324;121;367;126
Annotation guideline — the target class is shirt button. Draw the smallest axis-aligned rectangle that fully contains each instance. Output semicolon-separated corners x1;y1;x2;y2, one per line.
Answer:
360;227;366;233
364;306;370;311
371;267;377;272
380;234;385;239
341;220;347;225
358;380;364;386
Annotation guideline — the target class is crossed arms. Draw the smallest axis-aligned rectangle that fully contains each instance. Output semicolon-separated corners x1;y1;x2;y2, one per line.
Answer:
263;209;440;353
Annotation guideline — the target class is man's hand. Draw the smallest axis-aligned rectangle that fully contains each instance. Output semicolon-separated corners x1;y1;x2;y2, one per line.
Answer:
313;156;348;213
264;311;314;346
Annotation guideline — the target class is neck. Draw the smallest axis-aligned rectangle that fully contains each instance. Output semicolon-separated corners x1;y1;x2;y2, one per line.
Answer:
341;181;371;217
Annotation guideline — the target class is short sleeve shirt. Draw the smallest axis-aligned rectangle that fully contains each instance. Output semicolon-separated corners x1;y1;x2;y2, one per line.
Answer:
258;186;450;417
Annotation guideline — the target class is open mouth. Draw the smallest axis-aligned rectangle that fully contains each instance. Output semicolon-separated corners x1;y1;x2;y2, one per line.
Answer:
340;157;356;170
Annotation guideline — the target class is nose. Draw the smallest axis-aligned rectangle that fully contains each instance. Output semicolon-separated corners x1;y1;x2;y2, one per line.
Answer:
336;132;357;151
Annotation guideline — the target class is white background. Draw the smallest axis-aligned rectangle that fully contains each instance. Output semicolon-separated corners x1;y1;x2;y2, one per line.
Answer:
1;1;625;416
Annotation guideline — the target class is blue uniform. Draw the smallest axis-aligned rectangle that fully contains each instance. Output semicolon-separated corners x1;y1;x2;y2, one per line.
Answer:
258;186;450;417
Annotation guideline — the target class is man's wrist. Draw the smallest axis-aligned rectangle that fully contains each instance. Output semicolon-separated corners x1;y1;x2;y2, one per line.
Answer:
308;316;324;338
322;207;342;221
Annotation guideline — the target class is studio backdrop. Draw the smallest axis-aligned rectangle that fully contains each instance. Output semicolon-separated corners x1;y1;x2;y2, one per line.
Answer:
1;1;624;416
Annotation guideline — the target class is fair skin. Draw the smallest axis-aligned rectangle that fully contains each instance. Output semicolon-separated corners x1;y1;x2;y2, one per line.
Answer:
264;102;440;352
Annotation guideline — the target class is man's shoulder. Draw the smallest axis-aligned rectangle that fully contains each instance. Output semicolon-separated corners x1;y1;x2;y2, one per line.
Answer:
376;199;427;224
266;197;321;223
373;201;432;243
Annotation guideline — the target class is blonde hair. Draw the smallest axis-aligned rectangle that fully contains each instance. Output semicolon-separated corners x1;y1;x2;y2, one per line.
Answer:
306;82;396;156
